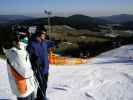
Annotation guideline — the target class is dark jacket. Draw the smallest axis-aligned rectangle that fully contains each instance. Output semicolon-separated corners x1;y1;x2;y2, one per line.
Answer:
27;39;55;75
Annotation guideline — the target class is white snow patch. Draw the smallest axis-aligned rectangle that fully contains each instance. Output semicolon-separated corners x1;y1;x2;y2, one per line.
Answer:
0;59;16;100
0;45;133;100
47;45;133;100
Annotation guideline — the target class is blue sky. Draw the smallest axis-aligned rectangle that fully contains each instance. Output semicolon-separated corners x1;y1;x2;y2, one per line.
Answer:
0;0;133;17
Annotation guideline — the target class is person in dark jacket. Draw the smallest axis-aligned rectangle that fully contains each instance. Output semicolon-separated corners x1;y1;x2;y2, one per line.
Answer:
27;26;54;100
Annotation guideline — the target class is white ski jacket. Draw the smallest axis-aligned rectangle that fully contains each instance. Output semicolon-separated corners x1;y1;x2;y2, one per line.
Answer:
3;43;37;98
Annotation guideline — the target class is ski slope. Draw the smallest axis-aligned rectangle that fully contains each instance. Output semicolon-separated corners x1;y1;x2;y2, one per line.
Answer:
0;45;133;100
0;59;16;100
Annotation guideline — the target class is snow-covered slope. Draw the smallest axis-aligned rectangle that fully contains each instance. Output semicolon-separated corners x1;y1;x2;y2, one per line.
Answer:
0;45;133;100
0;59;16;100
47;45;133;100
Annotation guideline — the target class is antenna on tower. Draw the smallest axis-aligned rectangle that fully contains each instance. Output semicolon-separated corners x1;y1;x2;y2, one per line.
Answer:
44;10;52;38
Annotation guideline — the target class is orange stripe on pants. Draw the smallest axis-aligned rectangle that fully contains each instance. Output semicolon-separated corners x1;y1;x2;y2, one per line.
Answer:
10;67;27;96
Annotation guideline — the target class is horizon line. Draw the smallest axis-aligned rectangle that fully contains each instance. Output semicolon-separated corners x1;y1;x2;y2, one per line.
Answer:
0;13;133;18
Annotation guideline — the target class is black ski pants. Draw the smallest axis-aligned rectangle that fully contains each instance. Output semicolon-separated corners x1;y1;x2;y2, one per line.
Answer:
17;92;34;100
36;73;49;100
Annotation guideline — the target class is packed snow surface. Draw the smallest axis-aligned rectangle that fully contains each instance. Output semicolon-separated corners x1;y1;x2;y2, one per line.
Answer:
0;45;133;100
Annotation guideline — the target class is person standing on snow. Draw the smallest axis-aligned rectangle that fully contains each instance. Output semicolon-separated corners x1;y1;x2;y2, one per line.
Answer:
3;32;37;100
27;25;55;100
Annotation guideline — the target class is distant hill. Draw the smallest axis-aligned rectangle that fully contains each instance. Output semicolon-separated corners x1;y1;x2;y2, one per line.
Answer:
66;15;99;30
121;21;133;30
98;14;133;23
0;15;33;24
21;14;109;31
2;14;133;30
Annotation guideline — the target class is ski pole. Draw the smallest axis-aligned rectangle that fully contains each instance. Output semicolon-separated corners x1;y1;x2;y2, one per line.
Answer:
33;70;46;98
